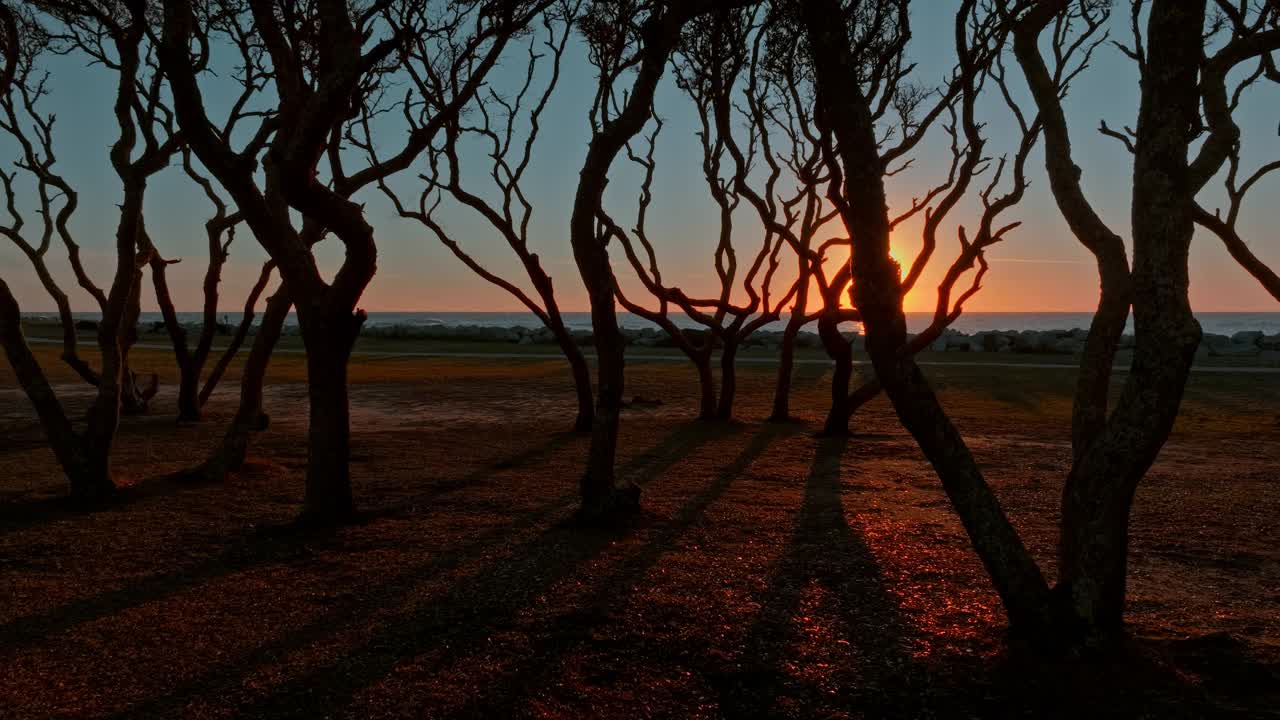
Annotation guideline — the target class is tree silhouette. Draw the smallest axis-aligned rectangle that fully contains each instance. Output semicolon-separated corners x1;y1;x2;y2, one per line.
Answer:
799;0;1280;646
1015;0;1280;639
793;0;1056;634
0;0;178;499
0;13;103;387
148;147;276;423
159;0;554;523
570;0;761;522
374;1;596;432
603;6;803;423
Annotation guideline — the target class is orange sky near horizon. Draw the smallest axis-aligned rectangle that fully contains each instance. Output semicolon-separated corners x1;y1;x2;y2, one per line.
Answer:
338;221;1278;316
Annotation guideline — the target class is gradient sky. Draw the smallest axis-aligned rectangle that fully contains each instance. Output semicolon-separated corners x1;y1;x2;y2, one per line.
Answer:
2;4;1277;315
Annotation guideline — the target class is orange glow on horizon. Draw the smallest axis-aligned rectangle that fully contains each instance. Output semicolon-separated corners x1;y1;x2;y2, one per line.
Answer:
835;240;920;311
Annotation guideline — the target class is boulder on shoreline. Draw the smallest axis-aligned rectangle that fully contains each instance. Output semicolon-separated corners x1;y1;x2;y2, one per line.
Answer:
118;318;1277;359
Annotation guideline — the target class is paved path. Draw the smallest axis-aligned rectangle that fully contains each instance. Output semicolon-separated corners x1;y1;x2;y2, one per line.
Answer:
25;338;1280;374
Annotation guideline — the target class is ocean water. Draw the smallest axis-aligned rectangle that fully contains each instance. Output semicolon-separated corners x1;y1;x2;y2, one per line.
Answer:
23;310;1280;336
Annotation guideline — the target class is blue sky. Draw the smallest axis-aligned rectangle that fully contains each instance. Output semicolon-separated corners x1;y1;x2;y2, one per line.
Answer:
2;3;1277;314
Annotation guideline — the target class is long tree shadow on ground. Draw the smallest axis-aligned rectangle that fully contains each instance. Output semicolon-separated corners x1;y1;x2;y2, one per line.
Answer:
0;428;584;648
441;422;798;718
707;436;1280;719
108;420;736;719
708;435;926;717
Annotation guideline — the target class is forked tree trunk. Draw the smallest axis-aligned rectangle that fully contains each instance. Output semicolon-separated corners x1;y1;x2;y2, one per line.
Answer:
569;9;691;521
715;339;739;421
0;278;113;499
800;0;1056;633
1054;0;1205;637
199;261;276;409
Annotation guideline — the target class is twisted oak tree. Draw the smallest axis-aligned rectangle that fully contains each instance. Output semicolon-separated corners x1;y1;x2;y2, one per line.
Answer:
36;0;193;416
799;0;1280;645
374;1;596;431
606;7;804;423
1016;0;1280;638
148;147;276;423
570;0;760;521
159;0;553;523
0;19;103;388
0;0;174;498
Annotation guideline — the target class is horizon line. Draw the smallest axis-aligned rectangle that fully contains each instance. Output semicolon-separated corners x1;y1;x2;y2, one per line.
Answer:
20;308;1280;315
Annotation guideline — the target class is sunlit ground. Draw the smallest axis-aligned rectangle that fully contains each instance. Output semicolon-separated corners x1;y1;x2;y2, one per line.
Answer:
1;345;1277;718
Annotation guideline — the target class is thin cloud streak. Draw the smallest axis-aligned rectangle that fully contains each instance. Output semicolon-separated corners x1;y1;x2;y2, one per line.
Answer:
988;257;1091;265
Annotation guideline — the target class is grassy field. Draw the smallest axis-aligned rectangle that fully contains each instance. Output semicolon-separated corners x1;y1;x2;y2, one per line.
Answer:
1;330;1278;718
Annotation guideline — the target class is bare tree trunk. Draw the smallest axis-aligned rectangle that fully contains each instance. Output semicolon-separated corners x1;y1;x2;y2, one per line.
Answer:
693;349;717;420
569;215;637;517
297;311;362;525
715;339;739;421
77;180;150;500
1070;264;1129;456
118;263;156;416
199;261;274;408
1011;11;1133;459
0;278;111;498
150;252;203;422
769;317;804;422
175;361;200;422
819;314;852;436
1055;0;1205;637
568;8;696;521
198;285;288;481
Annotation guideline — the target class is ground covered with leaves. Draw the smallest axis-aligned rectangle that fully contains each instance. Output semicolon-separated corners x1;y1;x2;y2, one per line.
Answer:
1;347;1278;718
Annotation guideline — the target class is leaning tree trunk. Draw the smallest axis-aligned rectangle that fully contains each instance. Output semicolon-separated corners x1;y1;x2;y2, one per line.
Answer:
800;0;1056;633
715;338;739;421
1054;0;1205;639
18;249;101;386
1010;12;1134;460
0;278;108;498
197;286;290;481
297;312;361;525
199;261;276;409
